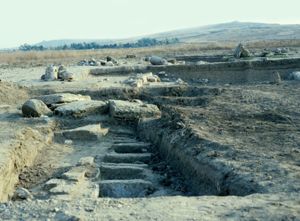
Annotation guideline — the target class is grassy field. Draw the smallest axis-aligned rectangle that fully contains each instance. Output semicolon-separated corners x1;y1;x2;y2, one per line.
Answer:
0;40;299;67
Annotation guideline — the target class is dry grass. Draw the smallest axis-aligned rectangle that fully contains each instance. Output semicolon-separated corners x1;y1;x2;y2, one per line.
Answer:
0;40;299;67
0;42;231;67
245;39;300;49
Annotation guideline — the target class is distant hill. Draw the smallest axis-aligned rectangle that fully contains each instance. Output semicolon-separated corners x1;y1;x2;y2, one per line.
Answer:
35;21;300;48
149;21;300;42
35;39;120;48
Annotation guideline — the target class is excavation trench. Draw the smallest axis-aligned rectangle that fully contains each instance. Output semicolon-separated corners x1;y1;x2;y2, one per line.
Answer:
12;116;189;200
15;121;217;200
6;86;264;201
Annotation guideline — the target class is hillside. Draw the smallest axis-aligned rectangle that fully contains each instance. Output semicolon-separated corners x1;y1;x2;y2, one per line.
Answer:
35;21;300;47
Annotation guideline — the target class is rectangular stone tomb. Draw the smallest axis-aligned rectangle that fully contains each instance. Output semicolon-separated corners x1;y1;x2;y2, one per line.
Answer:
99;179;154;198
112;142;151;153
100;163;148;180
103;153;152;164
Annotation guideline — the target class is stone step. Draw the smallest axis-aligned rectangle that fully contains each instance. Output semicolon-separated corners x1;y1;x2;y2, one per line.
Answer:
60;124;109;141
61;166;87;182
103;153;152;164
101;162;148;168
99;179;155;198
38;93;91;106
109;128;135;136
100;163;149;180
54;100;108;118
112;142;151;153
44;178;99;199
113;138;138;144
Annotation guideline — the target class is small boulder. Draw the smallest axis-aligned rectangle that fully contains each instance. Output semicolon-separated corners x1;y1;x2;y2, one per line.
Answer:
99;59;107;66
273;48;289;55
270;71;281;84
77;157;95;166
78;59;88;66
146;75;160;83
106;61;114;66
57;65;75;81
13;187;32;200
22;99;52;117
61;72;75;81
167;58;177;64
57;65;67;79
196;60;208;65
88;58;98;66
126;54;137;59
41;65;58;81
287;71;300;81
234;43;251;58
106;56;118;64
149;56;168;65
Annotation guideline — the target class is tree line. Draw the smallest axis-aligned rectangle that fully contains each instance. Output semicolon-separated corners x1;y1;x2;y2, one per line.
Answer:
19;38;180;51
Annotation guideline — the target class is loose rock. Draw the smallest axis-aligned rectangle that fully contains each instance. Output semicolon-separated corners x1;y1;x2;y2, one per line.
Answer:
270;71;281;84
41;65;58;81
234;43;251;58
22;99;52;117
106;56;118;65
287;71;300;81
149;56;168;65
12;187;32;200
126;54;137;59
58;65;75;81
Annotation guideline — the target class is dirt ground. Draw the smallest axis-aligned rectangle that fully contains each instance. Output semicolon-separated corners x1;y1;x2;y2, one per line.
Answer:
0;50;300;220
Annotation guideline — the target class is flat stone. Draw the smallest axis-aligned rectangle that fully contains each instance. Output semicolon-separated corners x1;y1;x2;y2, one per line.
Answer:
77;157;95;166
113;138;138;144
100;163;148;180
61;124;109;141
45;178;98;199
61;166;87;182
99;179;154;197
54;100;108;117
103;153;152;164
112;142;151;153
44;179;74;195
109;128;135;136
109;100;161;121
38;93;91;106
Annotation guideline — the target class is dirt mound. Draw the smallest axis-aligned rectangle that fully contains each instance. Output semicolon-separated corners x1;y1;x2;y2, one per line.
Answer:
0;81;29;105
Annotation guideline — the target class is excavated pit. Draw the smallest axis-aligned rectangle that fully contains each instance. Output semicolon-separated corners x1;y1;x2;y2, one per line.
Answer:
1;61;299;216
6;85;266;201
9;114;190;200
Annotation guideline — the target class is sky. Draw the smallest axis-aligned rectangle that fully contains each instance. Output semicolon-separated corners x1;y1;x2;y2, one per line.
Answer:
0;0;299;48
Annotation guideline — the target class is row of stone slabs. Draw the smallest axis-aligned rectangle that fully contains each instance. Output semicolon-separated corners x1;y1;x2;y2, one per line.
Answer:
45;125;172;198
100;141;155;197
